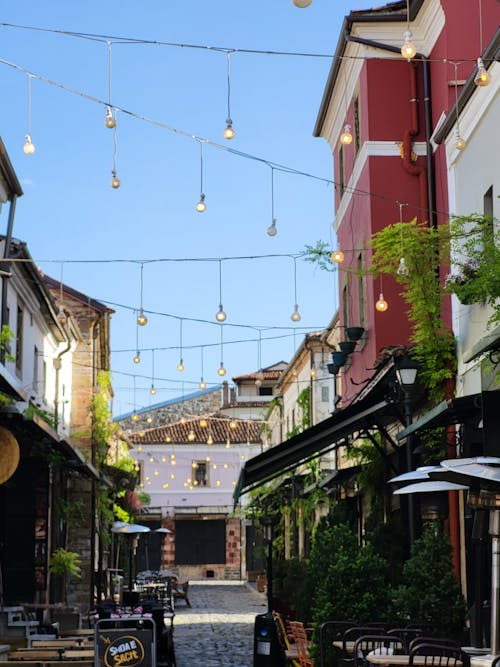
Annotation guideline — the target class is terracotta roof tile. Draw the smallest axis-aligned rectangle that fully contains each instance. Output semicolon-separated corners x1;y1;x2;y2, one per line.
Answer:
129;413;263;445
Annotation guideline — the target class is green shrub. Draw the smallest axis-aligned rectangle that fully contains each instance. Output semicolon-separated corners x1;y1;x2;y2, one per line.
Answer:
389;524;467;640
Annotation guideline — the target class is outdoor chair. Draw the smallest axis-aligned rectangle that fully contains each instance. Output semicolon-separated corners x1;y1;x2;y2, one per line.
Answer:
387;628;426;652
353;634;405;667
320;621;357;667
409;638;461;653
340;626;393;667
172;579;191;607
289;621;314;667
273;612;300;667
409;643;463;667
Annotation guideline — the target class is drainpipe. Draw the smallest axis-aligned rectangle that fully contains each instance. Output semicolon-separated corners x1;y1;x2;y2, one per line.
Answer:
54;336;71;432
344;34;436;228
1;195;17;364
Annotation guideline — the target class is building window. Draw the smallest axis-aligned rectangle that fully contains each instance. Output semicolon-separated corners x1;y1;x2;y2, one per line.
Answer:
354;96;360;155
258;386;273;396
193;461;209;487
33;346;39;392
357;253;366;327
338;145;345;196
342;280;350;329
15;305;23;376
42;360;47;402
321;385;329;403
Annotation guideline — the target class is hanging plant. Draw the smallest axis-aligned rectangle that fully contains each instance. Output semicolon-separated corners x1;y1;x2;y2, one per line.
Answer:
444;214;500;325
369;218;456;402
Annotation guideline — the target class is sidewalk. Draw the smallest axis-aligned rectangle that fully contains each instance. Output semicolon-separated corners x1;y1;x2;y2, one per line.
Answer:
172;582;267;667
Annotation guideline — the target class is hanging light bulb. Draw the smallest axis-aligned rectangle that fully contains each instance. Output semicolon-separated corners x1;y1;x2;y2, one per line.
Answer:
376;293;389;312
23;134;35;155
199;378;207;390
310;364;317;378
137;308;148;326
401;31;417;59
218;362;227;377
230;419;237;430
474;58;491;86
150;385;157;395
267;219;278;237
454;128;466;151
215;305;227;322
177;359;184;372
200;418;208;428
180;416;186;425
188;430;195;442
396;257;410;277
133;352;141;364
207;435;214;445
292;0;313;6
291;304;301;322
331;249;344;263
105;106;116;128
340;124;353;145
196;193;206;213
146;416;152;424
224;118;235;140
131;413;139;422
111;171;121;189
57;305;67;325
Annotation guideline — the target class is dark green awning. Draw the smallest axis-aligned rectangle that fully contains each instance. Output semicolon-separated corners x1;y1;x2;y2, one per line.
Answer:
234;396;398;503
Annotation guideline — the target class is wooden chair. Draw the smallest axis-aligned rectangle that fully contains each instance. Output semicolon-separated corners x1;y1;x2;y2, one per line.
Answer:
289;621;314;667
172;579;191;607
273;612;300;667
353;634;405;667
409;643;463;667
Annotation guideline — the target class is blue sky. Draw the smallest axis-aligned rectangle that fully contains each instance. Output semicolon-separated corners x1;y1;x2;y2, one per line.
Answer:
0;0;374;416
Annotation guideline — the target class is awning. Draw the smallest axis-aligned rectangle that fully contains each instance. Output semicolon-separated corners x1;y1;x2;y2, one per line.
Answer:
234;396;399;502
463;324;500;364
396;393;482;441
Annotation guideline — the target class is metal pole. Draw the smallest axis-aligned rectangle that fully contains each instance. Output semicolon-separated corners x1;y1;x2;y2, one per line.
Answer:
403;390;416;549
490;510;500;655
266;536;273;614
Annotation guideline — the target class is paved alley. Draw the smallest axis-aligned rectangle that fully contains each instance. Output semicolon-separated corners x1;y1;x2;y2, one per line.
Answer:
172;582;267;667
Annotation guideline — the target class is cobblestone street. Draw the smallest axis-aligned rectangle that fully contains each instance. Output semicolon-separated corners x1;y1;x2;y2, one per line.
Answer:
172;583;267;667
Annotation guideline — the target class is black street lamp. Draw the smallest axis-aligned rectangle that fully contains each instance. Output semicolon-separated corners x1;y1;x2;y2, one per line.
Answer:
394;355;419;549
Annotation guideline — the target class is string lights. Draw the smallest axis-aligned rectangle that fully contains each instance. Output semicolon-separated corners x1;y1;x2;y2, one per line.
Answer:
223;52;236;140
104;41;117;129
57;262;67;324
150;349;157;395
331;249;344;263
177;319;184;372
137;263;148;326
23;74;35;155
199;347;207;390
267;167;278;237
290;256;301;322
474;0;491;87
111;119;121;189
451;63;466;151
396;203;410;277
133;315;141;364
195;140;207;212
218;325;227;376
215;260;227;322
401;0;417;60
375;276;388;312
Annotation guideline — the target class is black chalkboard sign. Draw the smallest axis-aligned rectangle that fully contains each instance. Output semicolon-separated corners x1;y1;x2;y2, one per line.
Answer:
95;618;156;667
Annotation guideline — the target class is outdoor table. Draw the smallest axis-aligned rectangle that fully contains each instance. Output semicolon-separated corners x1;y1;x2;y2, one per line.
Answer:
366;653;463;666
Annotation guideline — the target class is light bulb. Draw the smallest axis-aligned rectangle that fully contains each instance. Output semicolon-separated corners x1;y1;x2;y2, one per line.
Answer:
207;436;213;445
105;106;116;128
331;249;344;263
218;363;227;377
224;118;235;140
291;304;301;322
292;0;313;6
57;305;67;325
267;219;278;237
23;134;35;155
188;431;195;442
146;416;152;424
230;420;237;430
455;132;466;151
474;58;491;87
111;171;121;189
199;378;207;390
216;305;227;322
310;366;317;378
401;31;417;59
196;193;206;212
340;124;353;145
133;352;141;364
131;413;139;422
150;385;157;395
200;419;208;428
180;417;186;425
376;292;389;312
177;359;184;372
396;257;410;277
137;308;148;326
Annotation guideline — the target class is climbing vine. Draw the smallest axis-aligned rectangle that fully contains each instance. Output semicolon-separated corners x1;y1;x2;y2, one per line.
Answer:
286;386;311;439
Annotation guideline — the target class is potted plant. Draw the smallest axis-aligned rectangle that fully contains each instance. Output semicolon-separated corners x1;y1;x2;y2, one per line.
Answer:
48;548;82;607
